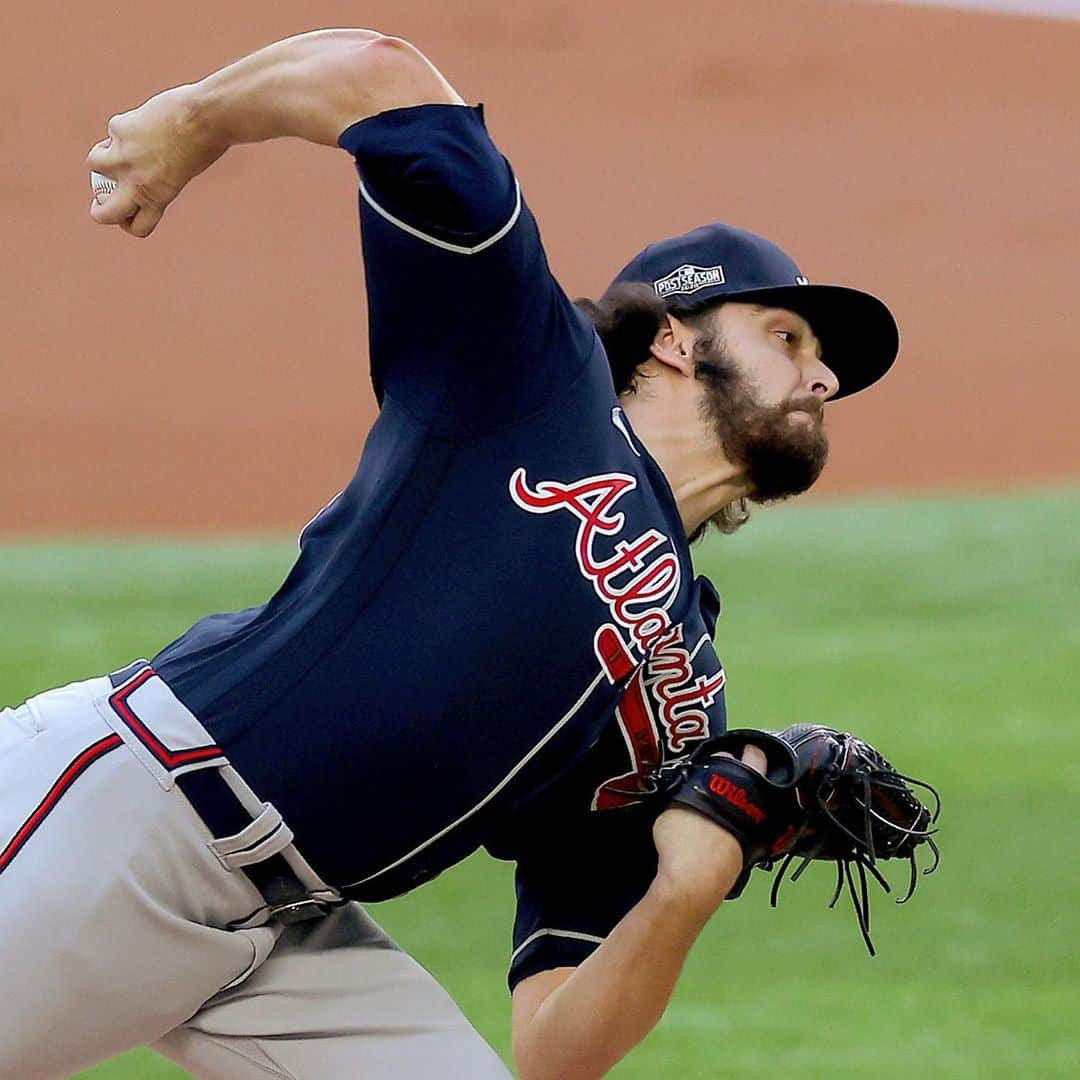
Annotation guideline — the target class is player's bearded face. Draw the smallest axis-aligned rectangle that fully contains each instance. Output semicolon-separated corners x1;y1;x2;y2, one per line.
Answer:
694;335;830;505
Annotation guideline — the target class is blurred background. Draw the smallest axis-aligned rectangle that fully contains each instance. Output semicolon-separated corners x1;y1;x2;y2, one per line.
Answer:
1;1;1077;1077
3;0;1079;531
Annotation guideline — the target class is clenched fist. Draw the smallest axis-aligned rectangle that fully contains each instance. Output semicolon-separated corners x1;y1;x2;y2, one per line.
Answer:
86;84;227;238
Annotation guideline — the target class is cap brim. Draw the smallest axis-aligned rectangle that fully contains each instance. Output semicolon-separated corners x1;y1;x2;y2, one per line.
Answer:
721;284;899;400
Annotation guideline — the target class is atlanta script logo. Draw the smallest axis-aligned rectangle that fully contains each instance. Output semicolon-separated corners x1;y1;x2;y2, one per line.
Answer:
510;468;726;808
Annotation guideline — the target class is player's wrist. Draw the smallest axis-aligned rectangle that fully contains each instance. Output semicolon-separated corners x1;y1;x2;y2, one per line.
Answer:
648;867;735;927
651;806;744;920
188;74;253;151
158;83;232;185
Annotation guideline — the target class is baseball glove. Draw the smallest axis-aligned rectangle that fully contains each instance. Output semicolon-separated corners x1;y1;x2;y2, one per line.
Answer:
660;726;940;954
769;723;941;954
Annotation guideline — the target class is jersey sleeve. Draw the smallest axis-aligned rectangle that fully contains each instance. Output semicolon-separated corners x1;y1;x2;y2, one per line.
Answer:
507;809;658;992
338;103;594;434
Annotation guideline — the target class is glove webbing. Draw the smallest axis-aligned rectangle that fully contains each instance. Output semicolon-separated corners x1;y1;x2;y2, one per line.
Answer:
770;765;942;955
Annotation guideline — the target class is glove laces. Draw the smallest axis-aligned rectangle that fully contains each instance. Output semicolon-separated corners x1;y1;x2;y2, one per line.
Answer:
769;757;941;956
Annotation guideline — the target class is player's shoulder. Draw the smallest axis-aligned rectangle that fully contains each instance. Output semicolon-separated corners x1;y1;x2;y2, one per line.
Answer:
344;103;522;250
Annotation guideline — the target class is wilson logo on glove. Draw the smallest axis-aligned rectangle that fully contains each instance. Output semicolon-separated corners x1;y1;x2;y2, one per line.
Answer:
706;775;765;822
658;727;941;941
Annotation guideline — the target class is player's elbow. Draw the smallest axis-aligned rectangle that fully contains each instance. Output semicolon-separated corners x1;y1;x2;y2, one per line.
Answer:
512;969;615;1080
515;1040;611;1080
348;34;464;113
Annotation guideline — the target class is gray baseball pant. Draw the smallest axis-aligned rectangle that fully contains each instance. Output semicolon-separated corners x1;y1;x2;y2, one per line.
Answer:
0;672;511;1079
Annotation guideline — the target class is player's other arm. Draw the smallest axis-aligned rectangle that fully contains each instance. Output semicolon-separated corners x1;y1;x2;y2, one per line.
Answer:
511;763;758;1080
87;31;461;236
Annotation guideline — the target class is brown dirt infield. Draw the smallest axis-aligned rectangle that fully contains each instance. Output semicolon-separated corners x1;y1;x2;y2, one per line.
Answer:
2;0;1077;533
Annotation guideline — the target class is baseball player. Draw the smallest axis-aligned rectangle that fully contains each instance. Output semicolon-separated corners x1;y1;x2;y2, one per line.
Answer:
0;29;899;1079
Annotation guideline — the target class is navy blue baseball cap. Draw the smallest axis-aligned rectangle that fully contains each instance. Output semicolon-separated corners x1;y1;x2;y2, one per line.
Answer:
609;223;899;399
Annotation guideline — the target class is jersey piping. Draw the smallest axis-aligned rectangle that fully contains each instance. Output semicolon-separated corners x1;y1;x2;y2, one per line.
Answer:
358;178;523;255
686;632;710;663
510;927;606;964
296;491;343;552
610;408;641;457
344;669;607;890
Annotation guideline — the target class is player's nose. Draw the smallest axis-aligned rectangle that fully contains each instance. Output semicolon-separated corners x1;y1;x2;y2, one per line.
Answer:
805;356;839;401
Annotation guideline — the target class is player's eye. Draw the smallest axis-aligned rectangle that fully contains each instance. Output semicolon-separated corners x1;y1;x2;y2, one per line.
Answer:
773;329;796;345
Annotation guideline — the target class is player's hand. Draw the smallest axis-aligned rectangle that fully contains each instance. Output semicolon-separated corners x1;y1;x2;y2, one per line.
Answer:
86;84;228;238
651;744;767;917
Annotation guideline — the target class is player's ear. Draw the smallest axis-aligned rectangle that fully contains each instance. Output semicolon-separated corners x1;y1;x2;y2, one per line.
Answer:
649;314;695;377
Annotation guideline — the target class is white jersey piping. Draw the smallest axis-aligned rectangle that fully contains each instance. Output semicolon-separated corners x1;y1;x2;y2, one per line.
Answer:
297;491;343;552
359;178;522;255
511;927;606;964
687;632;710;663
610;407;641;457
347;670;606;889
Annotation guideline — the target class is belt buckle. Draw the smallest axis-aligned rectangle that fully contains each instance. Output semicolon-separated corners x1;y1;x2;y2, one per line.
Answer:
269;896;335;925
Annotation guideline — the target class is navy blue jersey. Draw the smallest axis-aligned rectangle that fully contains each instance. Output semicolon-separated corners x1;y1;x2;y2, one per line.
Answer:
152;104;729;987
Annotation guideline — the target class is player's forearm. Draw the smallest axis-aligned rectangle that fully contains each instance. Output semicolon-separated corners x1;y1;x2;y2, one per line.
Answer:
512;872;731;1080
190;30;461;149
88;31;463;238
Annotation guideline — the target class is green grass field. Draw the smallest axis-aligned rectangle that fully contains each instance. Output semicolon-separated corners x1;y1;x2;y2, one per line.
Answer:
4;489;1077;1079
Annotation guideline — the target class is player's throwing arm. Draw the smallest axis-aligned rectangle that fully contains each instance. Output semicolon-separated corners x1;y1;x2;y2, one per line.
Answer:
86;31;462;237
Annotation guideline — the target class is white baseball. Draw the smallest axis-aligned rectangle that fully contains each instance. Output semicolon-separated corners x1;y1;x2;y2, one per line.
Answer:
91;170;118;204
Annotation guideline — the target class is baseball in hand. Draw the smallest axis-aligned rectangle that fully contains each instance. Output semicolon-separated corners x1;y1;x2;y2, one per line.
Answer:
91;171;117;204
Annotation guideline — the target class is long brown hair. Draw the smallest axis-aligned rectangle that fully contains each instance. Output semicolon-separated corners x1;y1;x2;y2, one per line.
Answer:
574;282;725;394
574;283;751;537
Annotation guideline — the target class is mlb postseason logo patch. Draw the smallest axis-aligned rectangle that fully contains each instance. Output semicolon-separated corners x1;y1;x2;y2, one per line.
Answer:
653;263;725;298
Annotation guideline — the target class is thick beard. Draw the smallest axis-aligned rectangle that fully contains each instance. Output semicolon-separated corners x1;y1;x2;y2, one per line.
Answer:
695;338;830;506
